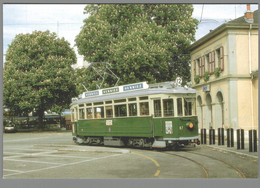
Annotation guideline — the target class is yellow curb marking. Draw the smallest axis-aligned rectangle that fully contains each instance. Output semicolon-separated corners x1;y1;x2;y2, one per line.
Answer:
132;152;160;176
154;170;161;177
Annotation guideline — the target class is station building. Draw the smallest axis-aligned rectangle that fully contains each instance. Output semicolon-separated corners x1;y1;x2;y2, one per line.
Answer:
189;5;258;133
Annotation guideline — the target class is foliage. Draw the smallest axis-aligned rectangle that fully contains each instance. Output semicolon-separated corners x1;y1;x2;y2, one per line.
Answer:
203;71;210;82
4;30;77;129
75;4;198;90
194;75;200;84
214;67;221;78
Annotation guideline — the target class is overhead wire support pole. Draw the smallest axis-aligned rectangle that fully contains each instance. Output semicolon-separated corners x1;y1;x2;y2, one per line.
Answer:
88;62;120;89
105;63;120;86
200;4;204;23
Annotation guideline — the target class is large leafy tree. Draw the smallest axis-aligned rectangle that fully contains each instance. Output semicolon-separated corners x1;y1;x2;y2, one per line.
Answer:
75;4;198;91
4;30;77;129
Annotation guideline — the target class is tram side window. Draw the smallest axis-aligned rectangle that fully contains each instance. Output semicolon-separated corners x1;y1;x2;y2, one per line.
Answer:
79;108;85;120
184;98;193;116
154;100;162;117
115;104;127;117
163;99;174;116
140;102;149;116
128;103;137;116
94;107;104;119
177;98;183;116
86;108;93;119
106;106;113;118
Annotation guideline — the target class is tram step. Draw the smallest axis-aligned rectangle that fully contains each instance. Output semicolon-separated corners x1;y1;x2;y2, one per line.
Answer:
104;137;125;146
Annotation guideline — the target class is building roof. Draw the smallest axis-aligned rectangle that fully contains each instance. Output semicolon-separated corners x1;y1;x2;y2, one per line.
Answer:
228;10;258;24
189;10;258;51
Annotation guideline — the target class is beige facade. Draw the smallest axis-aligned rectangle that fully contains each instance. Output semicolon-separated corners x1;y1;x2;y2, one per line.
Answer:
190;9;258;132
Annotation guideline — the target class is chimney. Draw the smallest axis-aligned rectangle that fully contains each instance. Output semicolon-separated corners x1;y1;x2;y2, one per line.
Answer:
244;4;254;23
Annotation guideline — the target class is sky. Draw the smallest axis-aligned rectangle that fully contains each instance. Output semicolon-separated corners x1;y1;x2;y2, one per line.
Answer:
2;4;259;67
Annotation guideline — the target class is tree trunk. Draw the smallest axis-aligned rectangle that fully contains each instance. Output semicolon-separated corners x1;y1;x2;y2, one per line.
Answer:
38;110;45;131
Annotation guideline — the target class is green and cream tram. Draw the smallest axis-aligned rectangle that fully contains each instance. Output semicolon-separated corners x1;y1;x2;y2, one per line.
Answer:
70;81;199;149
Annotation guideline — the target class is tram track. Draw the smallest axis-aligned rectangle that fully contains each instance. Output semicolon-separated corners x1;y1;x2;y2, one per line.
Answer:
163;151;209;178
186;150;247;178
163;149;247;178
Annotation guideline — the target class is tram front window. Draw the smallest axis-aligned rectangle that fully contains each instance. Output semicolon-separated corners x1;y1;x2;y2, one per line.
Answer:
163;99;174;116
154;100;161;117
177;98;183;116
128;103;137;116
184;98;193;116
79;108;85;119
115;104;127;117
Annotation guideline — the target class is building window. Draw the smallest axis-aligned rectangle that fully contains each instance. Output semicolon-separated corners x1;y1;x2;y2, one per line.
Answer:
193;60;196;76
199;57;202;77
216;46;224;71
205;53;210;72
201;56;205;76
209;51;215;74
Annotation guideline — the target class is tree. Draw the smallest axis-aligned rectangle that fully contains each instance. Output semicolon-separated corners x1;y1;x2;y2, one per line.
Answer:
75;4;198;88
4;30;77;129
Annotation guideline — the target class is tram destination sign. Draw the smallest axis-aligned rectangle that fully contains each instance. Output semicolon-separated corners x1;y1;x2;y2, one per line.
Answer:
82;82;149;98
102;87;119;94
84;90;99;97
123;83;144;91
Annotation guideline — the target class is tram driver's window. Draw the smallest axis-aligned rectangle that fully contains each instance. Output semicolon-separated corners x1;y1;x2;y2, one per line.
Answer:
184;98;193;116
86;108;93;119
74;107;78;121
105;106;113;118
115;104;127;117
177;98;183;116
94;107;104;119
128;103;137;116
163;99;174;116
79;108;85;120
140;102;149;116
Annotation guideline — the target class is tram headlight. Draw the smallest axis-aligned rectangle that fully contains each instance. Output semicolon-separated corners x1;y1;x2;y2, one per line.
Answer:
186;122;194;129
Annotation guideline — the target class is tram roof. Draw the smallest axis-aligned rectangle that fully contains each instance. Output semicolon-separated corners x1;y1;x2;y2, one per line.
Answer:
71;86;195;106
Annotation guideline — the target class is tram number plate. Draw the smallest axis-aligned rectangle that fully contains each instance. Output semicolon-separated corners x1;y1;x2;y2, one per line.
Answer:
106;120;113;126
165;121;173;134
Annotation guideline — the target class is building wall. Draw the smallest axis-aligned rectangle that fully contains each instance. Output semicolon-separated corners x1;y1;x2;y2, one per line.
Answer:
252;77;258;130
191;27;258;131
